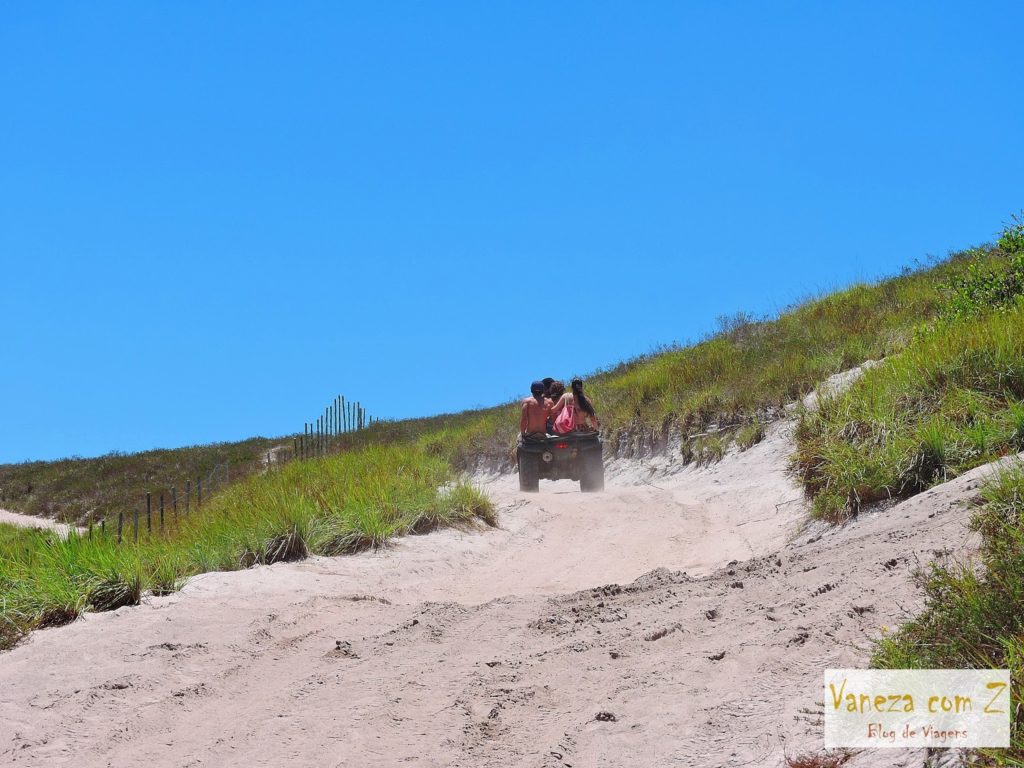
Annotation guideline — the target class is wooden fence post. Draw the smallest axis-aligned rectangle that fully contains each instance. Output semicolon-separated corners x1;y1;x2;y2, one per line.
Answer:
88;521;93;540
172;486;177;518
101;518;106;537
117;512;123;543
133;508;139;544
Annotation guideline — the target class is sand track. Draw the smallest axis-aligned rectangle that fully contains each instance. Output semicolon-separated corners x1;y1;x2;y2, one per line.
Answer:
0;412;997;767
0;508;80;537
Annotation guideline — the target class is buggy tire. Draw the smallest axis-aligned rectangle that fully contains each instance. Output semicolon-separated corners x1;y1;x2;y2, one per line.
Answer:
518;451;540;492
579;449;605;492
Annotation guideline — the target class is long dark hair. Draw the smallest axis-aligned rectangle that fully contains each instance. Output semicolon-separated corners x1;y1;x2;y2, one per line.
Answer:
571;377;595;417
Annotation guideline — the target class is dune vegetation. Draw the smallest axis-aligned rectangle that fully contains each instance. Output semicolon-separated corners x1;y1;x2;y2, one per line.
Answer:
329;240;1006;473
0;437;281;524
0;444;492;651
796;221;1024;521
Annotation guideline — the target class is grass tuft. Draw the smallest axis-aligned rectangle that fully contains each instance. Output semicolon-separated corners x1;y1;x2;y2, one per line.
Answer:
263;527;309;565
736;420;766;451
785;751;851;768
88;573;141;611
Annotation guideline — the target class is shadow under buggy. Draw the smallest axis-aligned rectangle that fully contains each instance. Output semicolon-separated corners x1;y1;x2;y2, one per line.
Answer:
516;432;605;492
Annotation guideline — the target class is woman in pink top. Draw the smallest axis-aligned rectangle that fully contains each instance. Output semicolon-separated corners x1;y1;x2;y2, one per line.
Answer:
549;378;600;434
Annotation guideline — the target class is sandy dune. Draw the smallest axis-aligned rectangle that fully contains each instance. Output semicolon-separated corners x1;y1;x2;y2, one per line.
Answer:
0;404;996;767
0;508;80;537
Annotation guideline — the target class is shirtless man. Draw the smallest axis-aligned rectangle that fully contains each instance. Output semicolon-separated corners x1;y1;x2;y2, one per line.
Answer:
520;381;552;438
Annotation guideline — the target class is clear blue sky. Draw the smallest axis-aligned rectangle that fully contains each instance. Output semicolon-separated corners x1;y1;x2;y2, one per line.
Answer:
2;2;1022;463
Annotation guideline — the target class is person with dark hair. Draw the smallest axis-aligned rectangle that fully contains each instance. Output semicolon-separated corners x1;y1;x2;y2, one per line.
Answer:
520;380;553;438
544;380;565;432
549;377;600;434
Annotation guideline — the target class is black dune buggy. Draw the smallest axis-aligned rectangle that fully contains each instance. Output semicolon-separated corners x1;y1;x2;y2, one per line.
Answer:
516;432;605;492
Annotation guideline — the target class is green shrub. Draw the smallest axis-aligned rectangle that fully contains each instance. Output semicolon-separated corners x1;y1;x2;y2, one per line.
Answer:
736;420;766;451
940;217;1024;322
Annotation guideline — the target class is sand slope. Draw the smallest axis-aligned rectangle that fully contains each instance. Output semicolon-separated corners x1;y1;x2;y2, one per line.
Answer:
0;508;80;537
0;409;998;767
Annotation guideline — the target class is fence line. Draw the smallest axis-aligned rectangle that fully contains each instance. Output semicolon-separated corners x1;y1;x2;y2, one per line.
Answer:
295;393;377;462
90;458;234;546
88;393;376;546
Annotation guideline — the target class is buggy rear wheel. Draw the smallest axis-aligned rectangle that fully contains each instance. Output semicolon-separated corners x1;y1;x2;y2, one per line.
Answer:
518;451;540;492
579;449;604;492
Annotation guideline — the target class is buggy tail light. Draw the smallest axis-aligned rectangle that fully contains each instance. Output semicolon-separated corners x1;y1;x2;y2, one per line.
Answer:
554;442;569;449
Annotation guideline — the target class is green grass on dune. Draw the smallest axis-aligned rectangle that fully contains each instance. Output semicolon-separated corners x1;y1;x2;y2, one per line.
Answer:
0;444;492;651
796;308;1024;520
0;437;282;524
591;269;950;439
336;247;1004;471
796;224;1024;522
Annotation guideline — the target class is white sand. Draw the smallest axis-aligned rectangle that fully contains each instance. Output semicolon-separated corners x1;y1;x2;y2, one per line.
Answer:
0;370;1001;767
0;508;80;538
